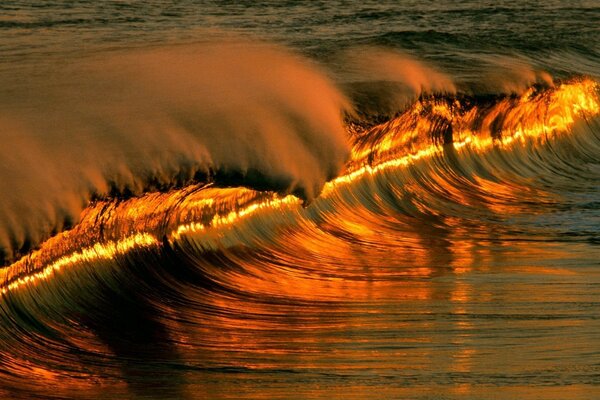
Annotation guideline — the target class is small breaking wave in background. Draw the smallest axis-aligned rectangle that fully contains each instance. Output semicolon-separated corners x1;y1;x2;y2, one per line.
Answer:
0;1;599;399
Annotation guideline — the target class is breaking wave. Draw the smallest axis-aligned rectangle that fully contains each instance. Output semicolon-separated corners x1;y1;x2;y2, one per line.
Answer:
0;48;599;397
2;77;598;287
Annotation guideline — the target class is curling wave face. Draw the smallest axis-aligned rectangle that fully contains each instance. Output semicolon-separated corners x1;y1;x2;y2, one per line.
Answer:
1;78;598;291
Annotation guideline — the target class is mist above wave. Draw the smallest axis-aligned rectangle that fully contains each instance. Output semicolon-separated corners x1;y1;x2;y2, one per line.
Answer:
333;47;456;119
333;47;560;122
0;40;350;262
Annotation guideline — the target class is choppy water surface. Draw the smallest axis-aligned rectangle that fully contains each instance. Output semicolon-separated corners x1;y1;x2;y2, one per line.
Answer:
0;1;599;399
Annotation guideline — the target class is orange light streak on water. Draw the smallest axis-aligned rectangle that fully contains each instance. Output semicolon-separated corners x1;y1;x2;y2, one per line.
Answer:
169;194;301;241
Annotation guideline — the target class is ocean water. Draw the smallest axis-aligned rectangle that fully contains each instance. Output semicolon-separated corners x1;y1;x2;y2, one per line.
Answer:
0;1;599;399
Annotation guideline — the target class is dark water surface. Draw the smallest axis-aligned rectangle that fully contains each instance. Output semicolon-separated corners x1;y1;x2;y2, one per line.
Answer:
0;1;599;399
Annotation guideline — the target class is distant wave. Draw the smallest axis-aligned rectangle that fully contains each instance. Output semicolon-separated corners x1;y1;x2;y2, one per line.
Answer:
0;17;144;29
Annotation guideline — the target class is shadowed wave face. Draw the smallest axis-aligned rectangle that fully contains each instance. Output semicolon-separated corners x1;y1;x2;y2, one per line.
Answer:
1;2;600;399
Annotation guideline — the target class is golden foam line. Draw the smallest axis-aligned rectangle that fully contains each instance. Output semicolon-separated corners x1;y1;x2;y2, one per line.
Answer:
169;194;301;241
0;80;597;295
322;145;445;195
0;193;298;294
183;198;216;208
1;233;159;295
